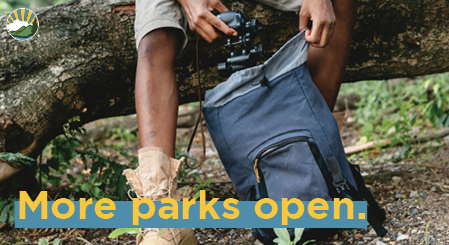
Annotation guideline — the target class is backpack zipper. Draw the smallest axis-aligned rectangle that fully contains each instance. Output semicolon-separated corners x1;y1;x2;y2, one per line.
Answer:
253;136;309;183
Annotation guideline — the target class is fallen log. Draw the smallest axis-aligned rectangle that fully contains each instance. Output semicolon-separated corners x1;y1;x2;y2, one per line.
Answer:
344;127;449;155
1;0;449;182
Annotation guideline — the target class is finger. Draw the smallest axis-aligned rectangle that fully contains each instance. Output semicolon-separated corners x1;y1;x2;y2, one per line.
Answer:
305;20;323;44
195;20;223;43
298;11;309;31
205;13;237;36
211;0;229;13
192;24;213;43
199;20;223;41
316;25;331;47
318;17;336;47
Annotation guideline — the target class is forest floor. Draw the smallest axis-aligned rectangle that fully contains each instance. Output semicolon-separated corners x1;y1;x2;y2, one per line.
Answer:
0;109;448;245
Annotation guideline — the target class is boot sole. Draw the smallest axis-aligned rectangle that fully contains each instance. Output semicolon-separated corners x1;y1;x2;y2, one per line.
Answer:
179;231;198;245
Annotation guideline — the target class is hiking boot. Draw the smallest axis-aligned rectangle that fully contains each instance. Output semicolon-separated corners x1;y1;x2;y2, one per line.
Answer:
123;146;198;245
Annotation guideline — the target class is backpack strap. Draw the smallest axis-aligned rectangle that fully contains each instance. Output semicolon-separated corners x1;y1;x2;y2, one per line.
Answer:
323;156;388;237
349;163;387;223
239;185;256;201
308;142;339;198
326;156;350;194
345;163;388;237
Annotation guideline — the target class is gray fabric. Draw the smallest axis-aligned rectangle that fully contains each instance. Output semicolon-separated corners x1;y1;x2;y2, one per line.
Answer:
203;29;309;108
255;0;303;13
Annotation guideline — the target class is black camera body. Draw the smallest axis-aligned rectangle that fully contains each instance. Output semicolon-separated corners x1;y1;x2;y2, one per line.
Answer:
216;12;266;76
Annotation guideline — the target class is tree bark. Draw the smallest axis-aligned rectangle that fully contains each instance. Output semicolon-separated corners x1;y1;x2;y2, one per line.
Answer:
0;0;448;181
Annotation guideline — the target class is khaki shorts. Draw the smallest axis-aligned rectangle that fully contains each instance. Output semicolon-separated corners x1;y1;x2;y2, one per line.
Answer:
134;0;303;51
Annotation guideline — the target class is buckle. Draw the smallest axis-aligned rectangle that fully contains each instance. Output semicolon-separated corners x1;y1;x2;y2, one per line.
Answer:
333;179;350;193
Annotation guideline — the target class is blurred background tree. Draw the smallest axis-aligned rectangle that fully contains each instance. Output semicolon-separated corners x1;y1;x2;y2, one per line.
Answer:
0;0;69;14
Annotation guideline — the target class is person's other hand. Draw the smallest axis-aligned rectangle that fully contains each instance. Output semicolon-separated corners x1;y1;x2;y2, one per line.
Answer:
177;0;238;43
299;0;336;48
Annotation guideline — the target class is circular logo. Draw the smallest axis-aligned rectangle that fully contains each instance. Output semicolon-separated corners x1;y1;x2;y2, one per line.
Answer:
6;8;39;41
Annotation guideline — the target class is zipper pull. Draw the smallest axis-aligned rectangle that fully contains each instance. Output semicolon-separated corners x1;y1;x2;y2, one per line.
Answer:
254;158;261;183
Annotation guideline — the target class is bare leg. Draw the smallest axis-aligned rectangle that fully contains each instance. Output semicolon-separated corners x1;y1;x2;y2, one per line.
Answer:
135;28;183;158
307;0;357;110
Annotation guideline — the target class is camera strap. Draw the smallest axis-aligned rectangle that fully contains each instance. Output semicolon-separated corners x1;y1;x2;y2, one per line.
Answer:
184;38;206;169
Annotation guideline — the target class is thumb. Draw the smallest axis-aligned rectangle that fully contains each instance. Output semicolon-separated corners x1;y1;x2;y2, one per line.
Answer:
212;0;229;13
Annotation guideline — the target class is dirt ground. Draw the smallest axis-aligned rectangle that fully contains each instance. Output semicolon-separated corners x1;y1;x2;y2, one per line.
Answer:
0;113;448;245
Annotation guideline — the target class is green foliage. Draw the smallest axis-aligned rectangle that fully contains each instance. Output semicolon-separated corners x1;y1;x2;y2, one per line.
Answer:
425;221;431;245
341;73;449;159
110;128;138;148
0;152;36;168
109;228;154;245
0;195;17;226
175;139;191;182
38;237;60;245
273;228;314;245
41;116;138;201
191;173;214;199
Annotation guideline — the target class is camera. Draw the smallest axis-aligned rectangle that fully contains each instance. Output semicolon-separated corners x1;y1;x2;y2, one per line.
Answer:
216;11;267;76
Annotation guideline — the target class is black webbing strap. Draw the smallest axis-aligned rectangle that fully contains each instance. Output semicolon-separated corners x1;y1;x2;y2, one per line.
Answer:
346;182;388;237
349;163;387;223
326;156;350;194
239;185;256;201
308;142;340;198
261;228;277;242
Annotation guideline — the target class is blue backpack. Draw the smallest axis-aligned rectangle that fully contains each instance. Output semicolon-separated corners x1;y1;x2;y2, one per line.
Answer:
201;30;387;244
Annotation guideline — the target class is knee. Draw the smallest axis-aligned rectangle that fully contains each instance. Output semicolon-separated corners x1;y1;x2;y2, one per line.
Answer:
137;28;182;59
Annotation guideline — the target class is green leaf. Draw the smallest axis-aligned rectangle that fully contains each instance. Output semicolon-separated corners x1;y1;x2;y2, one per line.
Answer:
436;114;448;128
390;138;401;147
0;204;9;223
356;136;368;145
445;116;449;128
360;124;373;139
92;187;100;197
293;228;305;244
400;102;412;116
40;164;50;176
89;173;97;185
108;228;140;238
76;174;84;183
273;228;291;243
423;78;431;89
52;238;61;245
38;238;48;245
0;201;5;211
46;158;59;170
272;238;290;245
8;205;15;225
381;119;393;133
48;176;62;186
74;185;80;192
81;182;90;193
155;228;165;245
433;83;440;94
126;230;139;235
67;174;75;184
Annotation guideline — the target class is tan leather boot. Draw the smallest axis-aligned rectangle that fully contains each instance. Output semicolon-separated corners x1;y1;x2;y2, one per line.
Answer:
123;147;198;245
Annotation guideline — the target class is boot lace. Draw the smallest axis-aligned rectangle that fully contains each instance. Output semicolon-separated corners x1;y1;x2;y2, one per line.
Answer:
126;177;178;244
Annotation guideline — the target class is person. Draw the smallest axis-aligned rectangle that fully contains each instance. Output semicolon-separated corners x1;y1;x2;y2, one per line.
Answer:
123;0;358;244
